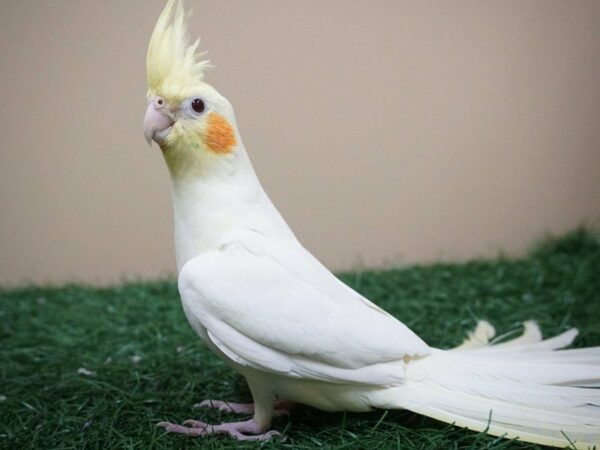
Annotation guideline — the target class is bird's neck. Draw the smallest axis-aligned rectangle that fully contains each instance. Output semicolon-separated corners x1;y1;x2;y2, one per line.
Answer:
169;147;295;272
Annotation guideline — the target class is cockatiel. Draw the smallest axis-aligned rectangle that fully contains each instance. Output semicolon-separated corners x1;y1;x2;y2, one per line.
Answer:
143;1;600;447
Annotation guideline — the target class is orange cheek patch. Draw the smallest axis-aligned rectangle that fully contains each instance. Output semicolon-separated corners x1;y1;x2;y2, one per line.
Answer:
204;112;236;154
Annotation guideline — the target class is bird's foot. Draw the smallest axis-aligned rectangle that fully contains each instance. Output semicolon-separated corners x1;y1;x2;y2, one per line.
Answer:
194;399;254;415
195;399;292;417
157;418;282;441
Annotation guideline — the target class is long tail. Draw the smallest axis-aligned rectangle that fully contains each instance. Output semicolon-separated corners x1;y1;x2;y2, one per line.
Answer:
394;321;600;449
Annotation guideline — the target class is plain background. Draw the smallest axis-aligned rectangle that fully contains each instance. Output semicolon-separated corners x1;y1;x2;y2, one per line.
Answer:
1;0;599;286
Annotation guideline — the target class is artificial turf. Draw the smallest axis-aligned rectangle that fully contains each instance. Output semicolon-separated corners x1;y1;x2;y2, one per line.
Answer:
1;229;599;450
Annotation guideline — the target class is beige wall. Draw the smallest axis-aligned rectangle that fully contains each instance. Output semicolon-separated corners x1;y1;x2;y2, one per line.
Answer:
1;1;599;286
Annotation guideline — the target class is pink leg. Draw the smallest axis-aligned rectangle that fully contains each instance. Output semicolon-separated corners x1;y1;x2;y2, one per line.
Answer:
159;379;286;440
157;418;281;441
196;399;293;417
195;400;254;415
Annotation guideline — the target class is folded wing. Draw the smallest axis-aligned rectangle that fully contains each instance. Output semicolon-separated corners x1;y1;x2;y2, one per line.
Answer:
178;230;430;386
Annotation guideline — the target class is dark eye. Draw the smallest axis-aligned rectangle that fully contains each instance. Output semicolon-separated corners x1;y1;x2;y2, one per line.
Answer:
191;98;205;114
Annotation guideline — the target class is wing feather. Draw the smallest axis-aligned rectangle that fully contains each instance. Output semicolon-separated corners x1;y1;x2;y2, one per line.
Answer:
178;231;429;386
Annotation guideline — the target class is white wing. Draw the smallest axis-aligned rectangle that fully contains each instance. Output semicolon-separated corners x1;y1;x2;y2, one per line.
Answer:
178;229;430;386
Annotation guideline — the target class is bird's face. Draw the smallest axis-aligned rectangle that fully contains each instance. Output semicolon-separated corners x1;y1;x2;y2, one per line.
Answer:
143;83;239;178
144;0;239;180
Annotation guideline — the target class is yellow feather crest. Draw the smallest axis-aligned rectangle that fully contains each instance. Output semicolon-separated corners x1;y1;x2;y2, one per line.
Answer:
146;0;210;101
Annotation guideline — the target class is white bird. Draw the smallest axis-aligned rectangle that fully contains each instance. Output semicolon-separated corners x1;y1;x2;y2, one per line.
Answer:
143;1;600;447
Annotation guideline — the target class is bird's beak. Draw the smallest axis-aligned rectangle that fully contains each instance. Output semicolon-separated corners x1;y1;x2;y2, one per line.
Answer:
143;97;175;147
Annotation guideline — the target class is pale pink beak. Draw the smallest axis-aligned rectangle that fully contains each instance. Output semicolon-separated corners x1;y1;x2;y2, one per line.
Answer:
143;96;175;146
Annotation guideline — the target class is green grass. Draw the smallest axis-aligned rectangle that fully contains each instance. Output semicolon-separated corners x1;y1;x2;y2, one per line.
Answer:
1;229;599;450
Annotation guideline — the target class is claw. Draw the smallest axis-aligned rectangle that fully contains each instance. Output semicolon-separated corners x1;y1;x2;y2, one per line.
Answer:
157;418;281;441
157;421;206;436
182;419;206;428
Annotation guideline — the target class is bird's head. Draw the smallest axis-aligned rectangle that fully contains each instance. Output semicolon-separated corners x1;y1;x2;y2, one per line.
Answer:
143;0;239;180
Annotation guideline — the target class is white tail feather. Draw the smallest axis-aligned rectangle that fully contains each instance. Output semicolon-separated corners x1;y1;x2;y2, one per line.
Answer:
454;320;496;349
388;321;600;449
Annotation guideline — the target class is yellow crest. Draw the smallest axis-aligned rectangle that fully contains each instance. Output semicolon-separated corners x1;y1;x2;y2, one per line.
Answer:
146;0;210;101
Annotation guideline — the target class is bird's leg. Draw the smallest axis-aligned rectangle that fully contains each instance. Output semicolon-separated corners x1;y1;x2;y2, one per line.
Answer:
157;418;281;441
195;399;254;415
195;399;293;416
158;379;283;441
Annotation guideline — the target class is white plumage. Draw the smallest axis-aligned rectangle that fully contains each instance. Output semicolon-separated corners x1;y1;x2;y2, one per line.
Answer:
175;225;600;447
179;229;429;385
145;1;600;447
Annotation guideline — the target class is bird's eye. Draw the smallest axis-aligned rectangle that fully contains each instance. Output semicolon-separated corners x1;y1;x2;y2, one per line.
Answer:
191;98;205;114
